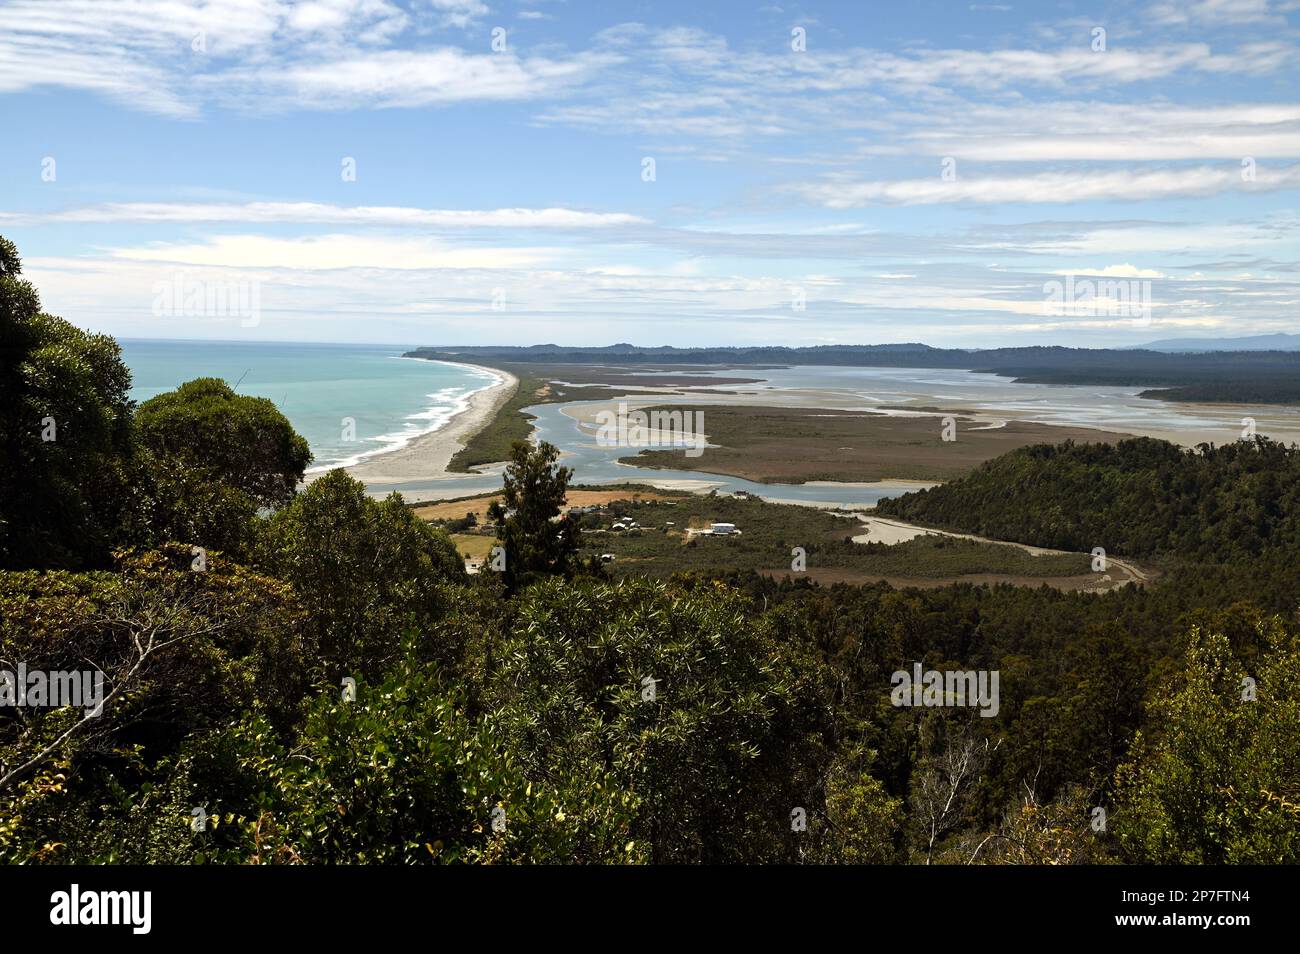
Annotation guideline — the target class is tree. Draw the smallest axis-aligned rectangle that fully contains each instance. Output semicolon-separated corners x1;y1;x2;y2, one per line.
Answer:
256;469;465;680
115;378;314;562
486;440;577;591
114;451;261;561
485;576;836;862
135;377;311;510
0;235;135;569
1115;620;1300;863
806;744;904;864
909;719;1001;864
877;436;1300;563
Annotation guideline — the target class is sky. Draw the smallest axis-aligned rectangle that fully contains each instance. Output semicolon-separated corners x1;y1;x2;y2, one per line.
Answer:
2;0;1299;348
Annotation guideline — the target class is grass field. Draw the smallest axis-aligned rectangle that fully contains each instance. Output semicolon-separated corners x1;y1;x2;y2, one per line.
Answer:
449;533;496;564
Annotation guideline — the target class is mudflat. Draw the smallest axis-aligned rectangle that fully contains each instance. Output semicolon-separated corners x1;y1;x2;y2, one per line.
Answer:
611;404;1129;483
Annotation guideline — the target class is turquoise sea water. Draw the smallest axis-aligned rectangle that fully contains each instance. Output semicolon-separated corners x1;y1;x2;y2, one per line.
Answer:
121;339;500;471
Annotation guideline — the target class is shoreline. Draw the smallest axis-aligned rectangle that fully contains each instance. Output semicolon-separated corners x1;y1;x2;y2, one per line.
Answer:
314;361;519;486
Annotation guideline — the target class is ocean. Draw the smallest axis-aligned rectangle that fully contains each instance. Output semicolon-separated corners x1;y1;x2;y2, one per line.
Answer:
121;339;500;472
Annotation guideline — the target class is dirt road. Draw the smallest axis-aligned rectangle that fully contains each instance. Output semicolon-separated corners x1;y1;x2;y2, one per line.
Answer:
852;515;1151;589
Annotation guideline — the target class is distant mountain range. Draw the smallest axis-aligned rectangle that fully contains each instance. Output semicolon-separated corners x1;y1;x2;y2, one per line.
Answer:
1134;333;1300;352
407;342;1300;405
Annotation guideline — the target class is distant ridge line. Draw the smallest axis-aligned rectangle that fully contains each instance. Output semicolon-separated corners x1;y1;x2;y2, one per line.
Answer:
403;343;1300;405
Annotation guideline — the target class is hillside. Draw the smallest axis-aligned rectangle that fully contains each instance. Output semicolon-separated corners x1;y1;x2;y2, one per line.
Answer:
875;436;1300;561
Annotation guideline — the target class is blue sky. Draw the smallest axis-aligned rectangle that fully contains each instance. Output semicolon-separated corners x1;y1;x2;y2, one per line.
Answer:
2;0;1299;347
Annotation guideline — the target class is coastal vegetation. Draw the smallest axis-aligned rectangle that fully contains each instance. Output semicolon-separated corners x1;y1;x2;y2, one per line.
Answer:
3;238;1298;864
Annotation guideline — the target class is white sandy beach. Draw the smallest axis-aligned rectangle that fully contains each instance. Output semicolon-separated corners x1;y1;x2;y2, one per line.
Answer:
331;363;519;485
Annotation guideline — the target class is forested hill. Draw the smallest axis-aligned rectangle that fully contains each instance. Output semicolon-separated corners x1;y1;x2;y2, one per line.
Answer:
874;436;1300;562
406;344;1300;404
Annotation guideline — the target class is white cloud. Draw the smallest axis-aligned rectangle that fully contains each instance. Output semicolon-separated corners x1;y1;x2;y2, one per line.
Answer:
1011;219;1300;255
284;0;410;37
21;240;1296;346
105;234;554;270
6;10;1300;346
4;8;1293;127
538;26;1300;141
893;103;1300;162
424;0;489;29
209;48;617;112
1150;0;1287;27
796;163;1300;207
1051;265;1168;278
0;202;647;229
0;0;605;116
